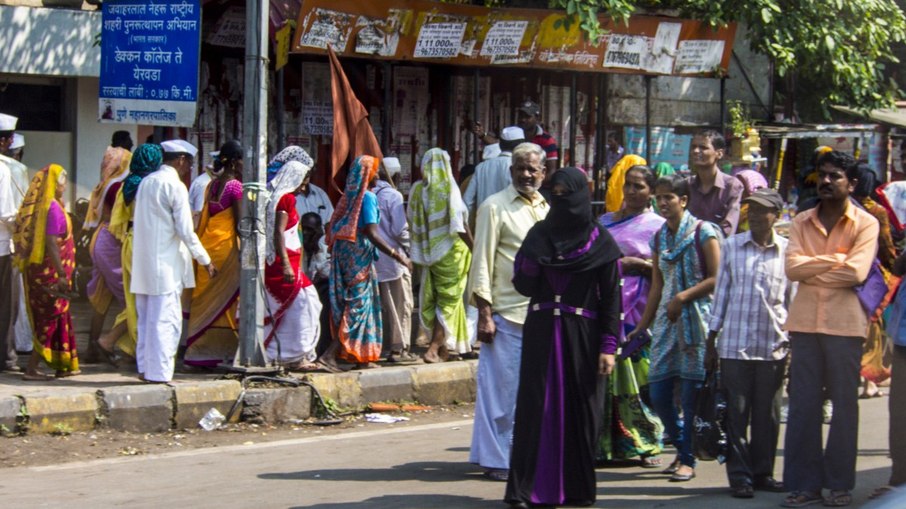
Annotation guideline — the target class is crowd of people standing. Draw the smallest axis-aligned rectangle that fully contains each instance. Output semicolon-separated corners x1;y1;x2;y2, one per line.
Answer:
0;102;904;508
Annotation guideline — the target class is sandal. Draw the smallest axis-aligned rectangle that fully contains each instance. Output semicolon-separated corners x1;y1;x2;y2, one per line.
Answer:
386;352;420;365
781;491;823;508
55;370;81;378
22;372;54;381
823;490;852;507
314;360;343;374
640;454;662;468
869;485;902;500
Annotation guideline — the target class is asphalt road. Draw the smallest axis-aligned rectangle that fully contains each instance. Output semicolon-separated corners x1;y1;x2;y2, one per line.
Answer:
0;396;893;509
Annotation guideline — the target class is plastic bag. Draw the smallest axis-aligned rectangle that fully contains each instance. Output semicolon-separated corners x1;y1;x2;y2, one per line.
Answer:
692;370;727;463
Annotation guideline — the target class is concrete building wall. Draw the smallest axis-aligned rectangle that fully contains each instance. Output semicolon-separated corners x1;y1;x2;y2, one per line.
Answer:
0;5;100;77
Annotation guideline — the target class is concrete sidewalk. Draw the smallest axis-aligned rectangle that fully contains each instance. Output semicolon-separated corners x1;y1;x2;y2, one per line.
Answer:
1;299;478;435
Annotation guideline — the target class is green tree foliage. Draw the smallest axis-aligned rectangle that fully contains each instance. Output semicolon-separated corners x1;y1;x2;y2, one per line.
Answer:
452;0;906;114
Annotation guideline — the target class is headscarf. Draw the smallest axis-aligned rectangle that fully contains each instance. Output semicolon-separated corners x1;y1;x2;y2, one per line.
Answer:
735;169;768;197
266;158;313;265
853;163;878;200
327;155;379;248
654;162;676;178
85;146;132;228
267;145;314;183
408;148;466;266
122;144;163;205
521;167;621;271
605;154;647;212
13;164;68;269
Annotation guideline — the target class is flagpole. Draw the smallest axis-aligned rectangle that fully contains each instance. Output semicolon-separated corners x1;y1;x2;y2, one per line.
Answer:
234;0;271;369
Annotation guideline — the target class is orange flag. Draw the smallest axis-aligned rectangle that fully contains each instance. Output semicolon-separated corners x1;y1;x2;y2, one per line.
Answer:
328;45;383;193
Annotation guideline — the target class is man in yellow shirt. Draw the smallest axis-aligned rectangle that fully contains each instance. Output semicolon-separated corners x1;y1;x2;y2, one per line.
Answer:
467;142;549;482
782;150;879;508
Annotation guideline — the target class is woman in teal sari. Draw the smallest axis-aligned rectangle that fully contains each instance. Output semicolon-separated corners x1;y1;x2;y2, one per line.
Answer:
320;155;411;371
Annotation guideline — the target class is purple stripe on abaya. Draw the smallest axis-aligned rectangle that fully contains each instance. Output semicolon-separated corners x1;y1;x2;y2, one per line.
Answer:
530;313;566;505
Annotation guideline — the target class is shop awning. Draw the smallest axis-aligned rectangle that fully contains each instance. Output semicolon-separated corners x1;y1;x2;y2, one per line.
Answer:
755;121;878;139
831;105;906;129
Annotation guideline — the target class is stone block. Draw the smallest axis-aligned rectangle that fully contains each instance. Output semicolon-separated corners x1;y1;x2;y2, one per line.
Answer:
99;385;173;432
173;380;242;430
306;372;362;410
412;362;475;405
240;386;312;424
0;396;22;434
24;392;98;434
358;367;414;403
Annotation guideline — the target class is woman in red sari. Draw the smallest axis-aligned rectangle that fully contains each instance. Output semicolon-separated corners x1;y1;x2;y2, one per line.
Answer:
14;164;79;380
263;158;323;370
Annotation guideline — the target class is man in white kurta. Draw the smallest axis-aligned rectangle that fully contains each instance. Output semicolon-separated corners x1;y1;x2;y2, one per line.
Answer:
466;143;548;481
2;132;34;353
0;113;20;372
131;140;214;383
463;126;525;215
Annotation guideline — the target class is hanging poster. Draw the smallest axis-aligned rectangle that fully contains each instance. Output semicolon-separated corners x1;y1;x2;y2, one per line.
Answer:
480;21;528;57
99;0;201;126
413;22;466;58
299;9;355;51
674;40;726;74
301;62;333;136
206;6;245;48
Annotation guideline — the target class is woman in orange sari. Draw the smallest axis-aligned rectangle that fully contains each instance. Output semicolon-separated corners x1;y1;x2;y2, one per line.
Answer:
14;164;79;380
185;141;242;367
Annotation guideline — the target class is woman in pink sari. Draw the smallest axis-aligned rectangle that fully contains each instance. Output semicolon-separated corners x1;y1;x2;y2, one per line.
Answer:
597;164;666;467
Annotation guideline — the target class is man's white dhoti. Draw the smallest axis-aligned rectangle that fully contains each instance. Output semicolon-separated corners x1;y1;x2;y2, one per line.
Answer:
13;270;32;352
469;314;522;470
136;291;182;382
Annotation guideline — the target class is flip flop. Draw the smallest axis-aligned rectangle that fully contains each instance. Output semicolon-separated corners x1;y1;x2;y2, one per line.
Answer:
22;373;54;381
315;360;343;374
823;490;852;507
781;491;823;508
55;370;81;378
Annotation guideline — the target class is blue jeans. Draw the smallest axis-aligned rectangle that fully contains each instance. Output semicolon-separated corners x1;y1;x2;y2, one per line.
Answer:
649;377;703;467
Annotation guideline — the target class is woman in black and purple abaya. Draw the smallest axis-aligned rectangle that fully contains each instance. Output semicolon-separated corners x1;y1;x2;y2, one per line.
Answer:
505;167;622;508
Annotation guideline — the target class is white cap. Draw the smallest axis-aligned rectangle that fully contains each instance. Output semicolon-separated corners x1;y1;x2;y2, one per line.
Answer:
0;113;17;131
209;150;220;159
382;157;401;178
161;139;198;157
482;143;501;160
10;133;24;150
500;126;525;142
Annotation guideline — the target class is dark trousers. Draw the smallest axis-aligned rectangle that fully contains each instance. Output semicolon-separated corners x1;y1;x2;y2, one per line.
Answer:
0;254;18;370
783;333;862;493
891;346;906;487
720;358;785;487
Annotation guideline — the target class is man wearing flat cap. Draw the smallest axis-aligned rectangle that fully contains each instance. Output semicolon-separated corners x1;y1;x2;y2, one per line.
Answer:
516;101;559;175
706;187;790;499
131;139;215;383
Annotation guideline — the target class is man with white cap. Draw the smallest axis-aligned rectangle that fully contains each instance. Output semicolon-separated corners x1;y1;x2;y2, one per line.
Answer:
295;166;334;227
0;113;20;372
2;128;33;356
372;157;415;363
131;139;215;383
464;126;525;218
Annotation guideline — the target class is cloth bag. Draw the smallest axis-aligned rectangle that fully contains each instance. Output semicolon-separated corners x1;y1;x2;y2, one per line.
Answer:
692;369;727;463
855;259;888;317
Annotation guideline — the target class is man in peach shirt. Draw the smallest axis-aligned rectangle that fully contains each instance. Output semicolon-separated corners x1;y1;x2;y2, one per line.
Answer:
782;151;879;508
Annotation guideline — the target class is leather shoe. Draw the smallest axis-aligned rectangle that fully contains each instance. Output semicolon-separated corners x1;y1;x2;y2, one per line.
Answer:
754;476;785;492
731;485;755;498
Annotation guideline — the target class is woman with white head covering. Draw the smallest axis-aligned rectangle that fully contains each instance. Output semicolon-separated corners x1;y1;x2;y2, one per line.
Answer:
263;157;323;370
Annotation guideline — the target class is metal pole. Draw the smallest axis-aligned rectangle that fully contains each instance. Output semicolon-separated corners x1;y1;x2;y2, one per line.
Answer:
719;77;727;135
236;0;270;369
644;76;652;163
569;73;577;166
276;67;285;149
473;68;480;165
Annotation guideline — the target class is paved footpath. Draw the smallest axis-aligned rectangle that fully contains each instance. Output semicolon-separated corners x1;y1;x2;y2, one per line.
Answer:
0;396;892;509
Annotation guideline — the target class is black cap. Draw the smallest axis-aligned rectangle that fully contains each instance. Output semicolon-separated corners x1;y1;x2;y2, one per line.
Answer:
743;188;783;210
517;100;541;117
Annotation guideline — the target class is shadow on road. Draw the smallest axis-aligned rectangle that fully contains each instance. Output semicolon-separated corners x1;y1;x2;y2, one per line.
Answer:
289;494;491;509
260;460;483;484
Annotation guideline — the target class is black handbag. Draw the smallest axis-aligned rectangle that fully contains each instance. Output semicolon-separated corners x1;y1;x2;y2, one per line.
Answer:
692;369;728;463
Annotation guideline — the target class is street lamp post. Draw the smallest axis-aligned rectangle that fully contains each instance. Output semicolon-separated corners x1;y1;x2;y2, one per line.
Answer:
234;0;271;369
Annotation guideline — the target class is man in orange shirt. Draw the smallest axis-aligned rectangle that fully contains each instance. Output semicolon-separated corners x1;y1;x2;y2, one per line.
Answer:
781;151;879;508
